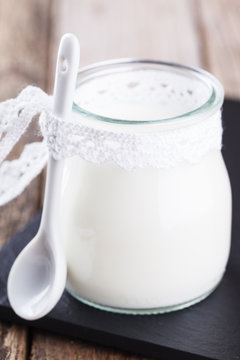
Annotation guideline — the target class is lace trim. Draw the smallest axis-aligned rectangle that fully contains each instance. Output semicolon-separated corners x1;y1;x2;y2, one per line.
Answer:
41;110;222;169
0;86;222;206
0;142;48;206
0;86;51;164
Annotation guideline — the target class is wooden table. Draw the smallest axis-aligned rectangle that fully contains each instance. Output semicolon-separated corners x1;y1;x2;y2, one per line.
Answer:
0;0;239;358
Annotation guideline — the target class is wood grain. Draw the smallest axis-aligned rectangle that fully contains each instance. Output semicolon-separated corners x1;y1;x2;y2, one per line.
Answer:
0;0;51;100
1;0;240;359
0;0;51;359
0;322;28;360
196;0;240;98
48;0;201;90
30;331;155;360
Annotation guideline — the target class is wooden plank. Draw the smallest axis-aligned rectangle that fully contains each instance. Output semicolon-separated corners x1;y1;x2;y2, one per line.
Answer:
196;0;240;98
0;0;50;100
0;0;51;358
30;331;155;360
0;322;27;360
48;0;201;89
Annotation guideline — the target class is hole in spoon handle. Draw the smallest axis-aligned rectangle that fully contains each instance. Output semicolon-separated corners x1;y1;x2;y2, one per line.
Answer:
59;57;68;73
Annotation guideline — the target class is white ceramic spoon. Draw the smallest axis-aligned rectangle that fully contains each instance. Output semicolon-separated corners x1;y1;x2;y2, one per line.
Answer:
7;33;80;320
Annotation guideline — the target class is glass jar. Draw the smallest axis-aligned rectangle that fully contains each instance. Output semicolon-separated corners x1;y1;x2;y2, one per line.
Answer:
60;60;232;314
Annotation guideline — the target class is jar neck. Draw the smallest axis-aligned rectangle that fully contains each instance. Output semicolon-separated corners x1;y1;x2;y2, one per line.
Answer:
71;108;222;133
73;59;224;127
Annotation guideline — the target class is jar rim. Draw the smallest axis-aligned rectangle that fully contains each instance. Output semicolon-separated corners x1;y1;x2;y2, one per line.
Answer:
73;58;224;125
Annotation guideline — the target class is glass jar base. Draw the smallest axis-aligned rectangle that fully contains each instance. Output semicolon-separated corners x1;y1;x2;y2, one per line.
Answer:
66;274;224;315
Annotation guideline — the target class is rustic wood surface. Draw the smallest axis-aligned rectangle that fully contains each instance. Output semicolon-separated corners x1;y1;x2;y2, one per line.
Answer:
0;0;239;358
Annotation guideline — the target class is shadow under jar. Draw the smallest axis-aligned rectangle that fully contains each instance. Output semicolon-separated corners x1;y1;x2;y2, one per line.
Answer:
59;60;232;314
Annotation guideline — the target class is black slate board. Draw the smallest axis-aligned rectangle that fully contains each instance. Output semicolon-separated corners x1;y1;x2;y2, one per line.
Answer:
1;99;240;360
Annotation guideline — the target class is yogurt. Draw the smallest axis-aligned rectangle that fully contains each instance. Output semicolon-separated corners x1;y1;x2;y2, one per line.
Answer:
59;61;232;313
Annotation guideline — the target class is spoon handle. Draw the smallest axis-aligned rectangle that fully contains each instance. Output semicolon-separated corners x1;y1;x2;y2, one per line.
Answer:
53;34;80;118
40;34;80;235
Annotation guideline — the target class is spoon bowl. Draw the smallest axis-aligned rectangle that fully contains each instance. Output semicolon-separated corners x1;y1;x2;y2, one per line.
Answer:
8;232;65;320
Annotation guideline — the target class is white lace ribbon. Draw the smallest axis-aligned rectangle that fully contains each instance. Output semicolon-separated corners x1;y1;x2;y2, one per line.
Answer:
0;86;51;205
0;86;222;206
40;110;222;169
0;142;48;205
